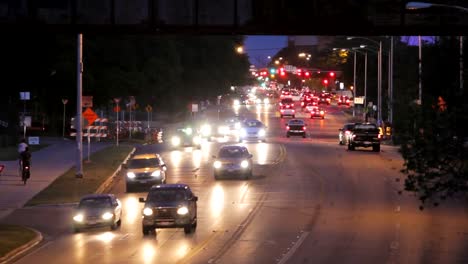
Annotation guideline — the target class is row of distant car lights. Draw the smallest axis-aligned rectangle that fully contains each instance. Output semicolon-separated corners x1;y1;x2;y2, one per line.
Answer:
199;123;266;138
233;98;270;107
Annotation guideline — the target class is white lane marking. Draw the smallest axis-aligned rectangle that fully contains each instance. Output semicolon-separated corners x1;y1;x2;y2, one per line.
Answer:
277;231;310;264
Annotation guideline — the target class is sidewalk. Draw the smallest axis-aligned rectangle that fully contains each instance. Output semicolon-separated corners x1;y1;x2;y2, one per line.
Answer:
0;137;111;220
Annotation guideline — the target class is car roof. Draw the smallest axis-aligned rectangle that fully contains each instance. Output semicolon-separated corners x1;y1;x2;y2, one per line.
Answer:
220;144;247;150
150;184;190;190
80;193;114;200
132;153;160;160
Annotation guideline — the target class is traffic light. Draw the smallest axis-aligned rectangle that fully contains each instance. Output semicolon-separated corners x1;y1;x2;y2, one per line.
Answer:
322;79;329;85
304;71;310;78
270;68;276;74
329;72;335;78
279;67;286;77
297;69;302;76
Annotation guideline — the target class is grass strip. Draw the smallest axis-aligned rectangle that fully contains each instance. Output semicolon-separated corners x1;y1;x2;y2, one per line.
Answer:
25;145;133;206
0;144;50;161
0;225;36;258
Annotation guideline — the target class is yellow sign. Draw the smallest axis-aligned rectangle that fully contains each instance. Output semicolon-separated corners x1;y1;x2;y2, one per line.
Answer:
145;105;153;112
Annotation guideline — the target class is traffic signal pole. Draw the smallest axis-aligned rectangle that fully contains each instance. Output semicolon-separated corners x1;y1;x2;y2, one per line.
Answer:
76;33;83;178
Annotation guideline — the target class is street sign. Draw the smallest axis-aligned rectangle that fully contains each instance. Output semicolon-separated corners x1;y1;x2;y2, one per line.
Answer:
145;105;153;112
192;104;198;112
62;98;68;105
28;136;40;145
20;92;30;100
113;105;121;112
83;108;98;125
82;96;93;108
354;97;364;105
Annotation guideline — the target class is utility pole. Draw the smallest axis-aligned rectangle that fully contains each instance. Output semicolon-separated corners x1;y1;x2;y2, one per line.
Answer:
388;36;394;124
62;99;68;138
461;36;464;93
76;33;83;178
418;36;422;105
377;40;382;124
353;51;356;117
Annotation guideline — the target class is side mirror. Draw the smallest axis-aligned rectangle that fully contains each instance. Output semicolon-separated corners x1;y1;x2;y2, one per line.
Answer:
138;198;146;203
192;196;198;202
162;164;167;171
339;128;343;131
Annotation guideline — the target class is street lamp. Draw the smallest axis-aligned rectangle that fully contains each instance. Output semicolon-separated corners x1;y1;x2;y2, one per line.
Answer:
347;36;383;124
236;46;244;54
406;2;468;12
406;2;466;94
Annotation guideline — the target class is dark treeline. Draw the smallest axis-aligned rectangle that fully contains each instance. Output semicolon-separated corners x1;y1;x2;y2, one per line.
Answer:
0;34;251;142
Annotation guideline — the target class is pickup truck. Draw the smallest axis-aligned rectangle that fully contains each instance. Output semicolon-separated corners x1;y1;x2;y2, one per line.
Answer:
348;123;381;152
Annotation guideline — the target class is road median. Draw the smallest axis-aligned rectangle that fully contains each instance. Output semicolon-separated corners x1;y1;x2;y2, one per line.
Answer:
25;145;134;206
0;225;41;263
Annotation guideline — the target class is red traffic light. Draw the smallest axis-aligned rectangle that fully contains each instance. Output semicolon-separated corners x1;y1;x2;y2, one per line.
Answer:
322;79;329;85
329;72;335;77
304;71;310;77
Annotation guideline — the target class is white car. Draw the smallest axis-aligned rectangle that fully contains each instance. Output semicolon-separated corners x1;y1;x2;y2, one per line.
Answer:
239;119;267;142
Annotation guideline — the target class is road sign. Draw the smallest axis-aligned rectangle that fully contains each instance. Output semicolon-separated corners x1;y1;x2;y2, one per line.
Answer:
82;96;93;108
62;98;68;105
192;104;198;112
145;105;153;112
83;108;98;125
28;136;40;145
113;105;121;112
20;92;30;100
354;97;364;105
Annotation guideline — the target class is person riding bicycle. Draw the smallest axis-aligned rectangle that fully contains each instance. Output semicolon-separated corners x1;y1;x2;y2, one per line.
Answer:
20;147;31;169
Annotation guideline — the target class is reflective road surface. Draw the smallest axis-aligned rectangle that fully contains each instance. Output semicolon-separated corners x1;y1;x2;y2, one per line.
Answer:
4;103;468;264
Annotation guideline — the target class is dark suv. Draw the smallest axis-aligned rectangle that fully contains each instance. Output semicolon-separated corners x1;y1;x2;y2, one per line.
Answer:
139;184;198;235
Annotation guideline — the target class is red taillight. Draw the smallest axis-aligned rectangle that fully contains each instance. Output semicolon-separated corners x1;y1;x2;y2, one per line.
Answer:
286;126;290;130
302;126;306;130
345;130;350;135
280;109;284;113
292;109;295;112
320;111;324;115
378;134;382;139
301;102;304;106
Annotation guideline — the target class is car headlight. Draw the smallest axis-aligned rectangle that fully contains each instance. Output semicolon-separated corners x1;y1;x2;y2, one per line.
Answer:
258;129;266;137
234;122;241;129
233;99;240;106
73;213;84;222
185;127;193;135
263;98;269;104
193;136;201;145
143;207;153;216
127;172;136;179
240;160;249;168
214;160;222;169
200;125;211;136
151;170;161;177
102;212;114;220
256;98;261;104
240;129;247;137
171;136;181;146
177;207;189;215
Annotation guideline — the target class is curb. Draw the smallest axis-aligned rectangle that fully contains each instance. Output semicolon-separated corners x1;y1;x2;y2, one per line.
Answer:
95;147;136;194
0;227;42;264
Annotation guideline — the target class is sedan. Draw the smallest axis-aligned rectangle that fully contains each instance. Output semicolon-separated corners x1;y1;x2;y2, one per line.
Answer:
239;119;267;142
213;145;253;179
339;123;356;145
72;194;122;232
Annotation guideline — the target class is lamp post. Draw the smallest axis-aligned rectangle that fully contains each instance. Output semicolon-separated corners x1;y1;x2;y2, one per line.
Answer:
347;37;383;124
62;99;68;138
406;2;468;96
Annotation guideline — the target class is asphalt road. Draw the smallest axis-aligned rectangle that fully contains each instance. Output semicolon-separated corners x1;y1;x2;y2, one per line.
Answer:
5;102;468;264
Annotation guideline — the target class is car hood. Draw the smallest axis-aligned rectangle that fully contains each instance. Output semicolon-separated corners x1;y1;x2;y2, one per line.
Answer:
75;207;112;216
146;201;188;208
217;157;248;164
127;167;160;173
242;127;263;133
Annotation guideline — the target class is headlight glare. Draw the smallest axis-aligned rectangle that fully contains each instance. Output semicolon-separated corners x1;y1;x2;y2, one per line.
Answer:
102;212;114;220
193;136;201;145
143;207;153;216
241;160;249;168
177;207;189;215
214;161;222;169
171;136;181;146
151;170;161;177
73;213;84;222
258;129;266;137
240;129;247;137
127;172;136;179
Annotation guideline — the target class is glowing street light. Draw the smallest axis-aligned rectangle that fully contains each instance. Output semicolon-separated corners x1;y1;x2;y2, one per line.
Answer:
236;46;244;54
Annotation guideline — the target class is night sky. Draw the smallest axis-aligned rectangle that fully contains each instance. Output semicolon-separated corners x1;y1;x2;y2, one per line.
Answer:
244;36;288;67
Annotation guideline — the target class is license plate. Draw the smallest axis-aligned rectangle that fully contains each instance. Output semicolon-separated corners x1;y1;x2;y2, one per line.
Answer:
139;180;147;183
87;220;97;225
364;141;371;145
158;222;172;226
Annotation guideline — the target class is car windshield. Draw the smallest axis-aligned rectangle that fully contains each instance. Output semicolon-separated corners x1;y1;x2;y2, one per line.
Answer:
281;99;293;104
354;124;377;130
289;121;304;125
128;158;160;168
219;147;247;158
147;189;187;203
79;197;112;208
244;120;263;127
